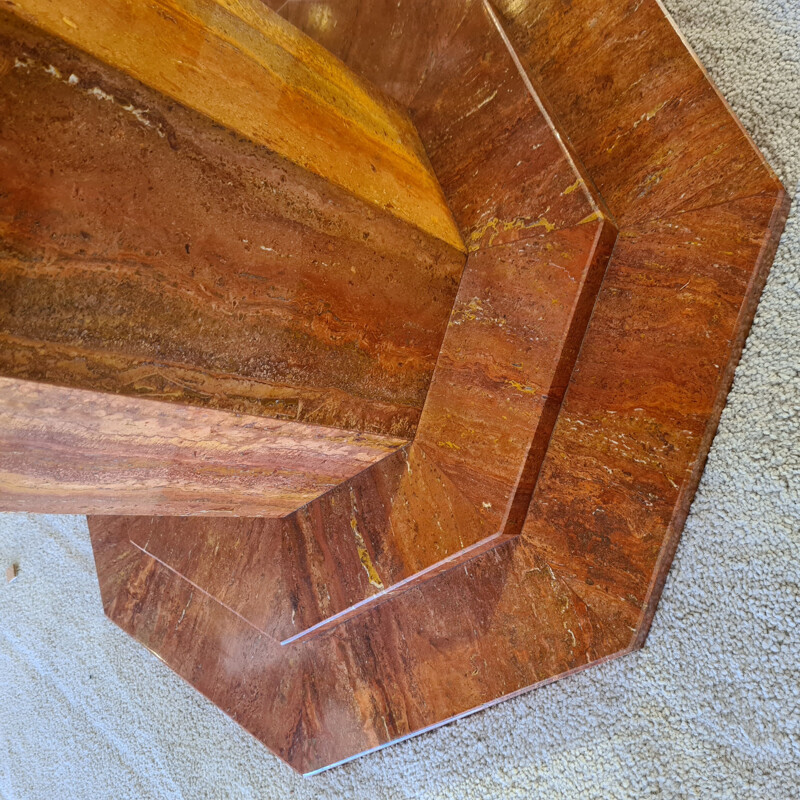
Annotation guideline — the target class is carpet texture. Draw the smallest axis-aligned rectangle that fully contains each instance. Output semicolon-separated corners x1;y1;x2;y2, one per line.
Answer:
1;0;799;797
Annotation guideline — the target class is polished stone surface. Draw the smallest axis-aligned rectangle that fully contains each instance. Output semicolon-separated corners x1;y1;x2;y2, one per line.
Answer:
7;0;464;250
91;185;788;775
2;0;790;776
124;0;618;641
0;376;405;515
0;10;464;441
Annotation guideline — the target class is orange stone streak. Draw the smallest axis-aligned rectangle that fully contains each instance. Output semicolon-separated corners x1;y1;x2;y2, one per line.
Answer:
5;0;464;250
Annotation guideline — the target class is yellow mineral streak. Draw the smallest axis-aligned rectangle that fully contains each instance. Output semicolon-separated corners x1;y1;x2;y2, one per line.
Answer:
468;215;556;250
349;487;384;589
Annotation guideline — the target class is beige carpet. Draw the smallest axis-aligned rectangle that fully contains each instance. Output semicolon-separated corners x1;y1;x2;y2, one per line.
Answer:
1;0;799;797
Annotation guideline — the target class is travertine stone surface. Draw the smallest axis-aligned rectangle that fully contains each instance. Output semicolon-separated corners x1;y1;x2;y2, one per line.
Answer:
0;377;405;516
410;0;612;252
91;170;788;777
281;0;779;227
0;11;465;439
126;0;618;642
495;0;781;227
5;0;464;250
9;0;789;775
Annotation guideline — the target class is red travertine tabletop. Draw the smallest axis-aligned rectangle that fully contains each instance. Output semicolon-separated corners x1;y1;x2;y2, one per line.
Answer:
0;0;789;775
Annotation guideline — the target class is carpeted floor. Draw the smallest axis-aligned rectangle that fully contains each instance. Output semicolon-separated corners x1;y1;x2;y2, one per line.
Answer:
1;0;798;797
